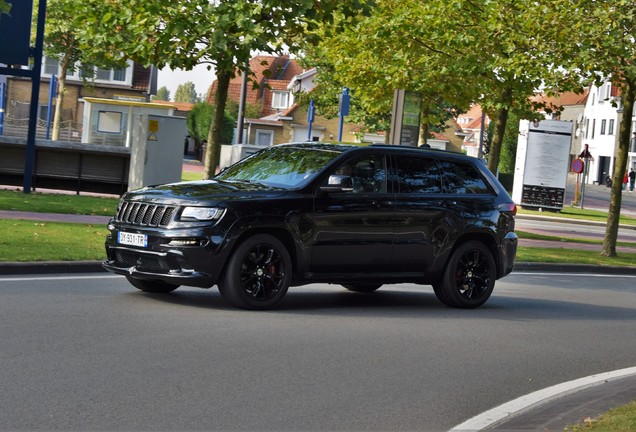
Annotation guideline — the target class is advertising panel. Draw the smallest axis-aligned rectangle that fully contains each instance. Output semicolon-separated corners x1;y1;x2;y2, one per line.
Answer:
512;120;573;210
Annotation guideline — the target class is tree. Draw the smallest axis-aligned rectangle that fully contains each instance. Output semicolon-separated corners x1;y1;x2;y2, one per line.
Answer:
299;0;581;173
174;81;198;103
44;0;128;140
566;1;636;257
91;0;374;179
153;86;170;101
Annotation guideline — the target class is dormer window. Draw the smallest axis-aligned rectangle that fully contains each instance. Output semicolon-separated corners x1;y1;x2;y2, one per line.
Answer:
272;91;290;109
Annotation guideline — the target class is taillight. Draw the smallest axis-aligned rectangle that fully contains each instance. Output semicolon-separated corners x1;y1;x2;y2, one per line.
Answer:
499;203;517;215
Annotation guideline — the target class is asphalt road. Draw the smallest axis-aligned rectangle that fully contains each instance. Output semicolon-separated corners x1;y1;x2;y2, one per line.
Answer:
2;271;636;431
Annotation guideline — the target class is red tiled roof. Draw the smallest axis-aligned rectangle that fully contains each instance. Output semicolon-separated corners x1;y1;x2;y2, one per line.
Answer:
531;89;589;107
208;55;305;117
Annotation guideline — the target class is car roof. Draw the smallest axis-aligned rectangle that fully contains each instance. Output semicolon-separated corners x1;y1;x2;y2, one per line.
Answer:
276;142;478;163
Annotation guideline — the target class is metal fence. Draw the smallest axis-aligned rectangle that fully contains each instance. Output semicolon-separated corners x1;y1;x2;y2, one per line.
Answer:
1;115;82;142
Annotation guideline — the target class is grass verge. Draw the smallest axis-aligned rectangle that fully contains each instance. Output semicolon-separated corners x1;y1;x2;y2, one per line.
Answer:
518;206;636;226
516;246;636;267
517;230;636;248
0;219;107;262
565;400;636;431
0;189;118;216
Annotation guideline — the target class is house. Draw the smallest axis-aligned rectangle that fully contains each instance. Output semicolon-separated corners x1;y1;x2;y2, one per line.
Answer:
455;104;490;157
577;80;635;185
208;55;367;146
1;58;156;141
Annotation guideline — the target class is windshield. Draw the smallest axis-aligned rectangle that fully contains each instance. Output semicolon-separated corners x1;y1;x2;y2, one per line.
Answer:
215;145;343;188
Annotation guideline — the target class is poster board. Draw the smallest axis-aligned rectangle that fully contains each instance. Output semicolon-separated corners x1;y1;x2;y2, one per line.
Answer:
512;120;573;210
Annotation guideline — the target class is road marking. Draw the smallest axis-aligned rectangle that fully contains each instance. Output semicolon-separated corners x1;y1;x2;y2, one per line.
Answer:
450;366;636;431
0;275;121;282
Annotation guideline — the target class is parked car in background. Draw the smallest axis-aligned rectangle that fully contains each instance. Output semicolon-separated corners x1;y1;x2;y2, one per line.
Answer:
103;143;517;310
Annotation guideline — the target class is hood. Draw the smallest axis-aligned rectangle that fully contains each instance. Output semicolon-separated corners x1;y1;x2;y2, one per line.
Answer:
123;180;288;205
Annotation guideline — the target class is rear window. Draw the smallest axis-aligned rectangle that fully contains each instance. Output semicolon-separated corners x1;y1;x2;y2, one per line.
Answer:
438;161;491;194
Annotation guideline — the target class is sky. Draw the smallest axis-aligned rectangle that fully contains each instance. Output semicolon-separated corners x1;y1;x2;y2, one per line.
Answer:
157;63;216;101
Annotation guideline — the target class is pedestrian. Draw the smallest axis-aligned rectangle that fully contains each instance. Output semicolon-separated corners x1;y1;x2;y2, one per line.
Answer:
623;171;629;191
629;168;635;192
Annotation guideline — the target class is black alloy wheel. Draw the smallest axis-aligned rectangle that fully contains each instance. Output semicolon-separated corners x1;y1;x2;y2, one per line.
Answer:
219;234;291;310
436;241;496;309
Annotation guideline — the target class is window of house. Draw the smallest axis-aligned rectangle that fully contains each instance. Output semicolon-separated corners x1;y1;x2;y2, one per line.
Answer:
271;91;290;109
255;130;274;146
609;119;615;135
44;57;59;76
592;119;596;139
42;56;133;85
600;119;606;135
585;119;590;139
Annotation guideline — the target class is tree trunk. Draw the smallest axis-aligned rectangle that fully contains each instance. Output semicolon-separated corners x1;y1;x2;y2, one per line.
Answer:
487;87;512;174
204;71;230;179
419;101;430;146
601;78;635;256
51;55;71;141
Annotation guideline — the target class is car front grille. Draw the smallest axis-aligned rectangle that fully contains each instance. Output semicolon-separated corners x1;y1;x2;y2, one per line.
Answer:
113;250;176;273
116;201;176;227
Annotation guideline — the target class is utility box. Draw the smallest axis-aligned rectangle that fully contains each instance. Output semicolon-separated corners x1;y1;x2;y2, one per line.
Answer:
128;114;186;191
512;119;573;210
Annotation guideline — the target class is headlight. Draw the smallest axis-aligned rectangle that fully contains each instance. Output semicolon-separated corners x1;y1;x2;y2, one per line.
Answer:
180;207;225;221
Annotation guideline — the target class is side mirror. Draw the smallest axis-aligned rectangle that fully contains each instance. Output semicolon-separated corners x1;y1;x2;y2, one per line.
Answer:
320;174;354;193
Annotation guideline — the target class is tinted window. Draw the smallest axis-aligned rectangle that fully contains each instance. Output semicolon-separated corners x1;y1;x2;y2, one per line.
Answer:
216;145;342;188
328;155;387;193
394;156;442;193
438;161;491;194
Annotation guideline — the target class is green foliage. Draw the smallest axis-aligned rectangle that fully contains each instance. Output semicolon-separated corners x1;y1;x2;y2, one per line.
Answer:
89;0;375;177
186;102;234;145
187;102;213;144
225;99;261;121
499;111;521;173
0;0;10;17
153;86;171;101
300;0;584;170
174;81;198;103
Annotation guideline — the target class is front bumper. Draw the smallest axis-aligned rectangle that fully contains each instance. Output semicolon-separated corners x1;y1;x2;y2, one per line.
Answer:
102;245;216;287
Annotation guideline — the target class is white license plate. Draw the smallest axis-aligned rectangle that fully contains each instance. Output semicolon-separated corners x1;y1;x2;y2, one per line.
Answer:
118;232;147;247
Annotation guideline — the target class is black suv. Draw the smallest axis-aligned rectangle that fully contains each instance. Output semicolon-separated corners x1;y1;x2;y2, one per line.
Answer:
103;143;517;309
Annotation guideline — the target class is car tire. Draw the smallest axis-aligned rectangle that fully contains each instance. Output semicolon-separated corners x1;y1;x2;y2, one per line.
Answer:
432;283;451;306
342;284;382;292
126;276;180;293
436;241;496;309
218;234;292;310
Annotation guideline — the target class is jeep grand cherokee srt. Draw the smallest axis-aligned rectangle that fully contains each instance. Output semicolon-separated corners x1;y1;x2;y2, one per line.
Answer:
103;143;517;309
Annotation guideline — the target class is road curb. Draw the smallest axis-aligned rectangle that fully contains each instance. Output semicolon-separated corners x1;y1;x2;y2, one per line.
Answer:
513;262;636;275
0;260;106;275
